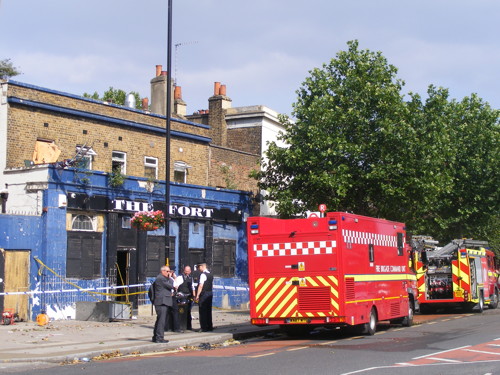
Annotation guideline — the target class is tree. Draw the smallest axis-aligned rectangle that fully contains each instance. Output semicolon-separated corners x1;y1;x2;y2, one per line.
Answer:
83;87;142;109
0;58;21;80
431;94;499;245
257;40;499;253
260;40;413;218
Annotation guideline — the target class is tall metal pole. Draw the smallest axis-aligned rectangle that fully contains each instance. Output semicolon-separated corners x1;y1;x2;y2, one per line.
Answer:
165;0;173;269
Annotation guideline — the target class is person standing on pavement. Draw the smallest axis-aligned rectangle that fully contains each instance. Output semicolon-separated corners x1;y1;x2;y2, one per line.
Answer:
166;268;181;333
174;265;195;331
152;265;175;343
195;262;213;332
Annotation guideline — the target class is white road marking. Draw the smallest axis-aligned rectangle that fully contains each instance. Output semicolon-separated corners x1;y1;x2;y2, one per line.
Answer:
413;345;471;359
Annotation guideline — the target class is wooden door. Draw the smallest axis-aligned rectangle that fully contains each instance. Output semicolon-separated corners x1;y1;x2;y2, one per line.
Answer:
3;250;30;321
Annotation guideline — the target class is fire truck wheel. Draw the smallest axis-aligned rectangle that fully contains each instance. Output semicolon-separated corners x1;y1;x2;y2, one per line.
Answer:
476;292;484;313
363;308;377;336
401;301;414;327
489;289;499;309
2;317;11;325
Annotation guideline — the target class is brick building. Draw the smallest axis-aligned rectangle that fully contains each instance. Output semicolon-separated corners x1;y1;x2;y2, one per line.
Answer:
0;68;284;320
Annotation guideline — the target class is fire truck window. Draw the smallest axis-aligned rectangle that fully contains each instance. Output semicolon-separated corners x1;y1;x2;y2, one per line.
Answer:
369;244;374;262
397;232;404;256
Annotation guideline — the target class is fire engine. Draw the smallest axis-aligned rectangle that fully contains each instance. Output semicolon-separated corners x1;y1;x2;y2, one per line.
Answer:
247;212;416;336
413;238;499;313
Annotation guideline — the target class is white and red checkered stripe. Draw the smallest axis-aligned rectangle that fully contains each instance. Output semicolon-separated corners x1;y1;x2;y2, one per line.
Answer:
342;229;397;247
253;240;336;257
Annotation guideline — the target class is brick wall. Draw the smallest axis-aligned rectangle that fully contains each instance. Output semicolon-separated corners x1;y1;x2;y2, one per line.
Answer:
6;83;210;185
227;126;262;155
209;145;259;193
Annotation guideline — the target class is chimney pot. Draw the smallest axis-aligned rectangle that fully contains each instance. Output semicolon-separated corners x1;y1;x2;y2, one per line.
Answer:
174;86;182;100
156;65;162;77
219;84;226;96
142;97;149;110
214;82;221;96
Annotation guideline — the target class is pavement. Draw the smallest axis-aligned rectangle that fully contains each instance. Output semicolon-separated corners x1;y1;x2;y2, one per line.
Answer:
0;306;277;371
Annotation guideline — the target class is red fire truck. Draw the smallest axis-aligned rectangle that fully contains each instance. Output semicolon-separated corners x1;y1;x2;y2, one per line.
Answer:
247;212;416;336
413;239;499;313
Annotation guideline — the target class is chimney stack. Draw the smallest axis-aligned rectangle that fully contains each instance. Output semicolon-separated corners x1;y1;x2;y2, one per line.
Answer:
174;86;187;117
209;81;232;146
150;65;174;116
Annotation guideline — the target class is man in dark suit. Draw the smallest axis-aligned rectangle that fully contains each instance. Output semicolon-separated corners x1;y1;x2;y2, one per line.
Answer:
152;265;175;343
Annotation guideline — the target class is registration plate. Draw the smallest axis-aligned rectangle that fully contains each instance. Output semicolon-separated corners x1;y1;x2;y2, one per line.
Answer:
289;318;308;324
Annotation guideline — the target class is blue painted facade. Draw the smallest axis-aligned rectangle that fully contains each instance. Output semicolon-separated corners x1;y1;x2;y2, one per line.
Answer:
0;165;252;320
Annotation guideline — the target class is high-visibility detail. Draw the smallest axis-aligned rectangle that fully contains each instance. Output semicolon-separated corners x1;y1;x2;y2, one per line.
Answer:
346;295;407;304
342;229;397;247
254;275;340;318
253;240;336;257
346;274;414;282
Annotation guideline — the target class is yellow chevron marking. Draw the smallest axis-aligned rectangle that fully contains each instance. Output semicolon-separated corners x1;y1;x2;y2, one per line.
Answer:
316;276;332;288
256;277;287;311
331;286;339;299
329;275;339;286
281;298;297;318
271;288;297;318
255;278;275;301
457;259;470;284
318;312;326;317
307;277;319;287
331;298;339;312
255;277;264;289
305;312;314;317
261;282;294;316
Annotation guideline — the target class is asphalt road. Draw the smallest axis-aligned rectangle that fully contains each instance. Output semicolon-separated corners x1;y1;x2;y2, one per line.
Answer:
6;309;500;375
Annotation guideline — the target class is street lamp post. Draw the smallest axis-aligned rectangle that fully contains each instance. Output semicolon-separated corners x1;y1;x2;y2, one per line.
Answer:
165;0;173;269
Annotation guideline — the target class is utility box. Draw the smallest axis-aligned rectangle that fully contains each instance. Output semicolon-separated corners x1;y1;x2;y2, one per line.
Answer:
76;301;131;322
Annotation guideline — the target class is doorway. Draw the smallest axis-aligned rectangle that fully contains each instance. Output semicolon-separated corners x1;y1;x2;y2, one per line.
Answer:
116;249;130;302
0;249;30;321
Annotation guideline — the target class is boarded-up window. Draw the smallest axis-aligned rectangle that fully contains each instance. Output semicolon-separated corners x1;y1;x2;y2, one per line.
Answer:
67;231;102;279
146;236;175;276
212;239;235;278
32;140;61;164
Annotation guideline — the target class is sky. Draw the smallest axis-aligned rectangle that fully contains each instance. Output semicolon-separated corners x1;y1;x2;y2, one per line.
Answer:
1;0;499;117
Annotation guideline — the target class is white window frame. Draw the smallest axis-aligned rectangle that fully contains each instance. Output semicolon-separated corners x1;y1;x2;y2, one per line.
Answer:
76;145;97;170
112;151;127;174
71;214;97;231
144;156;158;179
174;161;191;183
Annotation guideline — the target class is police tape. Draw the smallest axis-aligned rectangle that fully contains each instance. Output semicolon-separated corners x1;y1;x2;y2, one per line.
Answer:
0;257;249;297
0;283;150;296
0;283;249;296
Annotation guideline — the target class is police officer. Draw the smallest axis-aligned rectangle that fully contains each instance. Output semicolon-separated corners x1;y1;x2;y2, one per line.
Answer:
195;262;213;332
175;265;195;331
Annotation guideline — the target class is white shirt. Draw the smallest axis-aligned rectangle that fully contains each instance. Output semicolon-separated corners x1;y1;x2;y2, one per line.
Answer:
199;270;210;284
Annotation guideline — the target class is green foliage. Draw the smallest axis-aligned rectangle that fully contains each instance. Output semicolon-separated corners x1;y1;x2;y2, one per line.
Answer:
0;58;21;80
83;87;143;109
108;168;125;188
257;40;500;249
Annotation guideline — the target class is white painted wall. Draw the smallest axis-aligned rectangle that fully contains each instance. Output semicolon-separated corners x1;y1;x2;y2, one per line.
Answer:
3;166;50;215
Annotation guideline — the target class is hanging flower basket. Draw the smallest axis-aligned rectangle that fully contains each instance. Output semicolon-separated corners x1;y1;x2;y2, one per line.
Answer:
131;210;165;231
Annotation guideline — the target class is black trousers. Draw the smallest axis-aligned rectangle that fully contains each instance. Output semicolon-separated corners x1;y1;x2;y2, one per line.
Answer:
198;291;213;331
153;304;170;340
166;298;179;331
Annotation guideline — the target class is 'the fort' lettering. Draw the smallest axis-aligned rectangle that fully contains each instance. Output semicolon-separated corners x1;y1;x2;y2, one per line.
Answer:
113;199;214;218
